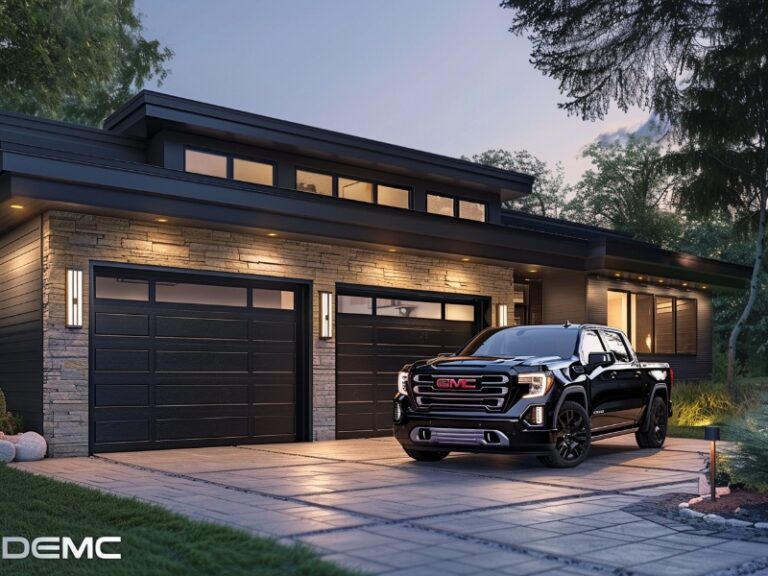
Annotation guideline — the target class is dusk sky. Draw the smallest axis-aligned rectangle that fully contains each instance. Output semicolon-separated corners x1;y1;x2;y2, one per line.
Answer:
135;0;650;184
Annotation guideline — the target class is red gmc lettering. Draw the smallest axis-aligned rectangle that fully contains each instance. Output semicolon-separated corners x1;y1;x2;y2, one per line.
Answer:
435;378;478;389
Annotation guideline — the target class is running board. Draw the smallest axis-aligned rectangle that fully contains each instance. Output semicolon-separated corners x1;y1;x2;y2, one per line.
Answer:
591;427;639;441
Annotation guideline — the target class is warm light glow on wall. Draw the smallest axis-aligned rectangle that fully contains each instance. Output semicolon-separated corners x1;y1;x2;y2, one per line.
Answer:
66;269;83;328
496;303;508;327
319;291;333;339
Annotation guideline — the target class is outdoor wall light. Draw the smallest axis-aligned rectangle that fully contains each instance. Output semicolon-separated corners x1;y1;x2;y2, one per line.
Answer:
66;269;83;328
496;303;508;327
319;291;333;339
704;425;721;501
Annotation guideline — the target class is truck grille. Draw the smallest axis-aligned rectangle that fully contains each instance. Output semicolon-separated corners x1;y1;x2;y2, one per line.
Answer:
411;374;511;412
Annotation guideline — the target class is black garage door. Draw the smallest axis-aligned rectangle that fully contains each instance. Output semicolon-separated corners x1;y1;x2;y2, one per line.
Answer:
336;287;488;439
90;266;309;453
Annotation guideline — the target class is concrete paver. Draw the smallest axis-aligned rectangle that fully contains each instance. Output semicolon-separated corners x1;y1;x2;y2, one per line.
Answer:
12;435;768;575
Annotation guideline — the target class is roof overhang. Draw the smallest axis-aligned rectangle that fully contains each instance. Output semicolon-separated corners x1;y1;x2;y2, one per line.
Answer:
103;91;533;200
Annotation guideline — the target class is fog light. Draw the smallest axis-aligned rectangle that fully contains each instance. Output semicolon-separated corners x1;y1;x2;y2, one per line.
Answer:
393;401;403;423
526;405;545;426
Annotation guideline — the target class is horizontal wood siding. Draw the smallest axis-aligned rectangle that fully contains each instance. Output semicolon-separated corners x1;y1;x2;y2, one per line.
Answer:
542;269;587;324
586;276;712;380
0;217;43;431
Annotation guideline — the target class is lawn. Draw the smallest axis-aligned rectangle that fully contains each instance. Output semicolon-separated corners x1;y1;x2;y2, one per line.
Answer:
0;466;357;576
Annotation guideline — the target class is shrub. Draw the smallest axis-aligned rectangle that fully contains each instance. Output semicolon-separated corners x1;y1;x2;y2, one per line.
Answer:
723;399;768;492
0;388;22;435
670;380;759;427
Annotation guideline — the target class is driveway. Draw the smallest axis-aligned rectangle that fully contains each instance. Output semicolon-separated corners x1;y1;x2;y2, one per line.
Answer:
13;437;768;576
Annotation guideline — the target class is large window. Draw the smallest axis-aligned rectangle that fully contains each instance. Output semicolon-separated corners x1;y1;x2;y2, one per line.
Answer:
606;290;697;355
337;294;476;322
296;169;412;209
427;193;486;222
184;148;275;186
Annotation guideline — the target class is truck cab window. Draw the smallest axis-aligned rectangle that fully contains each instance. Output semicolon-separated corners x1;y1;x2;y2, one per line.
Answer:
602;330;632;363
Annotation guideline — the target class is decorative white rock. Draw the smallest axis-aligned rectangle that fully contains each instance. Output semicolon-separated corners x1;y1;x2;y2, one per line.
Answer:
726;518;753;528
704;514;727;526
0;440;15;463
755;523;768;531
13;432;47;462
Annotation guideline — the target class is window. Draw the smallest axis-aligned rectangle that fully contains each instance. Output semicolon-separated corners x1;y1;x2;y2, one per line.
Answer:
676;299;697;354
445;303;475;322
580;330;606;359
338;178;374;203
378;185;410;208
156;282;247;307
606;291;629;334
602;330;632;362
252;288;294;310
606;290;697;355
655;297;675;354
233;158;273;186
427;194;487;222
459;200;486;222
427;194;455;217
296;170;333;196
95;277;149;301
185;149;227;178
376;298;441;319
337;295;373;315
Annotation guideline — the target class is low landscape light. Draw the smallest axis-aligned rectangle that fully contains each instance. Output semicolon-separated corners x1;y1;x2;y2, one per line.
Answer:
10;204;24;210
704;425;721;501
319;291;333;339
65;269;83;328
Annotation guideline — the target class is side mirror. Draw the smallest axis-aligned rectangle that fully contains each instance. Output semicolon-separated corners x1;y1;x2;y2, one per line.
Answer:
587;351;615;368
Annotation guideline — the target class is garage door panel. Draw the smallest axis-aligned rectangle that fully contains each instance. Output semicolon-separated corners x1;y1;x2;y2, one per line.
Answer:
336;324;375;342
156;416;250;441
95;349;150;372
156;316;248;340
91;268;304;452
336;372;377;385
94;313;149;336
155;384;249;406
155;350;249;373
337;383;380;402
94;384;150;407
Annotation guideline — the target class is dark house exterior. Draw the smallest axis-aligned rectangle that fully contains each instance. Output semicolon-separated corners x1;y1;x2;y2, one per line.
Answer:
0;92;750;456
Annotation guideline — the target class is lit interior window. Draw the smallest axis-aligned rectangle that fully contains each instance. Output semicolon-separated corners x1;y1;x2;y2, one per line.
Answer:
427;194;454;217
338;178;374;203
459;200;486;222
296;170;333;196
233;158;273;186
445;303;475;321
606;291;629;334
185;149;227;178
378;185;410;208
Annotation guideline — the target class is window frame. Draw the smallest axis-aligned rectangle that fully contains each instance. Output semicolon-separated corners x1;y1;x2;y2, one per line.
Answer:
426;192;487;222
183;146;277;186
295;167;413;209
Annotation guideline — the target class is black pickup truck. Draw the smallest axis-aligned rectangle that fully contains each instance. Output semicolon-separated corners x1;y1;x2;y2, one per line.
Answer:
393;324;672;468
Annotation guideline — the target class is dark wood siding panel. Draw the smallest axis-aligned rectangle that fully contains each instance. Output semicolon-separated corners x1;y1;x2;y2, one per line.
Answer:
542;269;587;324
586;276;712;380
0;217;43;432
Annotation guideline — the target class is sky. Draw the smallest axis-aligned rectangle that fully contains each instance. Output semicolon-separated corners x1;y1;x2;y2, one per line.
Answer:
134;0;650;184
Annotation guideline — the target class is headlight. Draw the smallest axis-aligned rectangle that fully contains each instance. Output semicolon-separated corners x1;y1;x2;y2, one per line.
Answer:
519;372;554;398
397;370;409;395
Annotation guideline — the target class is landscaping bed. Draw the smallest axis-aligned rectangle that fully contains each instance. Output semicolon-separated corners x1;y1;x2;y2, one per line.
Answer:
690;489;768;523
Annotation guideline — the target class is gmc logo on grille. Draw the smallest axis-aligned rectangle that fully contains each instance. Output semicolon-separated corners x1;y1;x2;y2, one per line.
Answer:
435;378;478;389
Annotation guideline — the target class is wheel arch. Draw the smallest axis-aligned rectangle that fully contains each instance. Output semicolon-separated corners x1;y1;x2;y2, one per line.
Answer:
552;385;588;428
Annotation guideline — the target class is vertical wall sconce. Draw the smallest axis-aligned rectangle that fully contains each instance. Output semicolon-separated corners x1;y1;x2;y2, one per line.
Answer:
66;269;83;328
319;291;333;339
496;303;508;327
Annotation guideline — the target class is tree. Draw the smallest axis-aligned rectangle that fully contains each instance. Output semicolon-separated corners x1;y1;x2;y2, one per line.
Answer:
465;149;569;217
0;0;172;126
503;0;768;398
563;137;681;248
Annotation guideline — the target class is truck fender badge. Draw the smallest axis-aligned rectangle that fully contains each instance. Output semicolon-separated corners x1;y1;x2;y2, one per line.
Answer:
435;378;478;390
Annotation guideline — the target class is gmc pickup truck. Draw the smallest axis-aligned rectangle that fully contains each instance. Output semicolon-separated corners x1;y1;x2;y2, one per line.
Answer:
393;324;672;468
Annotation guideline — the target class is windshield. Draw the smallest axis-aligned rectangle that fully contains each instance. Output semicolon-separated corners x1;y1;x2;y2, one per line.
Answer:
460;326;579;359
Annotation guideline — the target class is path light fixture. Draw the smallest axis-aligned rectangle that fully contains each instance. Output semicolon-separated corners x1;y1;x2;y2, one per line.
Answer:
704;425;721;501
496;303;508;327
319;291;333;339
66;269;83;328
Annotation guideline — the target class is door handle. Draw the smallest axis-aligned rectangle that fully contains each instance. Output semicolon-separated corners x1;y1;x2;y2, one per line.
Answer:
634;371;642;378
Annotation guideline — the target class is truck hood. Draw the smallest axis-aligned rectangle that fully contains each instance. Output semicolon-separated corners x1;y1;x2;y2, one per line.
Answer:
413;355;568;371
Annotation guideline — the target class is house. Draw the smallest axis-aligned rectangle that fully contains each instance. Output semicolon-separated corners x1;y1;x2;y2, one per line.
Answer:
0;92;750;456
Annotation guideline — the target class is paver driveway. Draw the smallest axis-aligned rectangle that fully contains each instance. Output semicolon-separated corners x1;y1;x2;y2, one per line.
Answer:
13;436;768;576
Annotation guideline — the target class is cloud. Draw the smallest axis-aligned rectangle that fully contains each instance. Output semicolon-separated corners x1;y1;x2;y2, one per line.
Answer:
595;115;670;146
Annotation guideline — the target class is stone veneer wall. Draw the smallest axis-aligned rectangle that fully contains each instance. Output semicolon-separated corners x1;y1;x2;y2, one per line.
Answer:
42;211;515;456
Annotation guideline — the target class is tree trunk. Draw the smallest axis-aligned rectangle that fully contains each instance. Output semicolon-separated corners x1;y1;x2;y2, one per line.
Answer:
726;184;768;400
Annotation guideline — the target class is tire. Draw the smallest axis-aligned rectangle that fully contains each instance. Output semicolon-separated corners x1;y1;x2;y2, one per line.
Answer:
404;448;450;462
537;401;591;468
636;396;668;449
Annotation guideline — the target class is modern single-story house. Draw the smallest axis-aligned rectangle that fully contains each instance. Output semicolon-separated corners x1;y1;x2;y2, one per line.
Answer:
0;92;751;456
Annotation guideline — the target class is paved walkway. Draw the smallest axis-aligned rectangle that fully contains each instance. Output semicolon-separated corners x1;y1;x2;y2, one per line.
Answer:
12;436;768;575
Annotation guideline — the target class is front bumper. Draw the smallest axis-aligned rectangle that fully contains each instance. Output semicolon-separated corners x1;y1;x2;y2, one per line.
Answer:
393;395;556;455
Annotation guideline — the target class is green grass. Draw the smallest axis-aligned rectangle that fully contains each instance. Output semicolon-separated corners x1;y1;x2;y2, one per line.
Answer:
667;377;768;441
0;466;357;576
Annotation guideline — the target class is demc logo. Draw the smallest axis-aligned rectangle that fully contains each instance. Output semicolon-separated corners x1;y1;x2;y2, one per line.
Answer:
1;536;121;560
